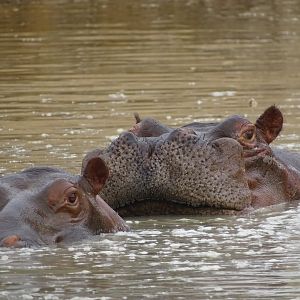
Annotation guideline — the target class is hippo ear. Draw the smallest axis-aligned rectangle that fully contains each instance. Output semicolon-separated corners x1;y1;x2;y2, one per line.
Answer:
255;105;283;144
82;157;109;195
134;112;141;124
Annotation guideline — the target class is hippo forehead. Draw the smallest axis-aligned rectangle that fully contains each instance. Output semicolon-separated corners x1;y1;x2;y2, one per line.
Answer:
19;167;79;189
101;128;252;210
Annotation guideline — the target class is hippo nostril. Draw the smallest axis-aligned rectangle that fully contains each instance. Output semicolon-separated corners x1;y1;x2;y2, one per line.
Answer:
121;132;138;142
113;132;139;148
54;235;64;244
165;128;199;145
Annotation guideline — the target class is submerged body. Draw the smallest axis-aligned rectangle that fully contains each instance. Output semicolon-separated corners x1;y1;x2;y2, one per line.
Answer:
83;106;300;217
0;157;128;247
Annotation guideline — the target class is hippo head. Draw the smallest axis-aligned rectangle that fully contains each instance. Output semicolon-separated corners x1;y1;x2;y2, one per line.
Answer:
0;157;128;248
84;106;300;217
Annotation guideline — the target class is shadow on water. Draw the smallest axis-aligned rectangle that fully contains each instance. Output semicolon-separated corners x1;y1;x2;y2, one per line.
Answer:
1;0;300;299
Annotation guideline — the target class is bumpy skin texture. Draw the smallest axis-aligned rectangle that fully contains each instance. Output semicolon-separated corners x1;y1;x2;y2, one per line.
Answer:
0;157;129;248
83;106;300;217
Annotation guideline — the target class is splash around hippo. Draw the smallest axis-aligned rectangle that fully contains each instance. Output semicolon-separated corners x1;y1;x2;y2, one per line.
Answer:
0;156;129;248
83;106;300;217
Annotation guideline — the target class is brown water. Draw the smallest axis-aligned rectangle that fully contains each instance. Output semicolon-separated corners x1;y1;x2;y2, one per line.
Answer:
1;1;300;299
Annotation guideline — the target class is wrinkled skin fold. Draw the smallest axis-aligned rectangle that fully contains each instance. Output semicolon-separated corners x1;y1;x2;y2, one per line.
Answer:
0;157;129;248
83;106;300;217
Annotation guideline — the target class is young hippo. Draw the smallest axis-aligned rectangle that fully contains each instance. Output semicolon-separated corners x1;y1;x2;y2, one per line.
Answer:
0;157;129;248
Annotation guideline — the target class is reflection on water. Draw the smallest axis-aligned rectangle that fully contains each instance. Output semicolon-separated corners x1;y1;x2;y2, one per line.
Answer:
1;0;300;299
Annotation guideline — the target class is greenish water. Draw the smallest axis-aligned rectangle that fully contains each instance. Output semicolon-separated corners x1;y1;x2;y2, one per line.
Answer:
1;1;300;299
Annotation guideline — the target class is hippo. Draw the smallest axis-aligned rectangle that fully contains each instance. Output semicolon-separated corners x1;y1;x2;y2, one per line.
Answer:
0;156;129;248
83;106;300;217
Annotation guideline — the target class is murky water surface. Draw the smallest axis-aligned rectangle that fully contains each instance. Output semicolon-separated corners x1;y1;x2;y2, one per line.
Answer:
1;0;300;299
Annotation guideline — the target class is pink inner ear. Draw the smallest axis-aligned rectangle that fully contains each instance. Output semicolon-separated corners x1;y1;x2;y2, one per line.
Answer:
83;157;109;194
1;235;21;247
255;106;283;144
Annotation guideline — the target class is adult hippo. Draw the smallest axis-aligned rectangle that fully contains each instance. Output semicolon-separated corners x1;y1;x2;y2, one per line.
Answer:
83;106;300;217
0;156;129;248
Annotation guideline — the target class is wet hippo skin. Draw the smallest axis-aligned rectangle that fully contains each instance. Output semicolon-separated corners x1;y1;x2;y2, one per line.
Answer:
83;106;300;217
0;157;129;248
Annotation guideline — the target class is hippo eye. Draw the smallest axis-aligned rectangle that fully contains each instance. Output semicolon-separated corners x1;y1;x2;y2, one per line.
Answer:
242;129;255;141
67;192;78;205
